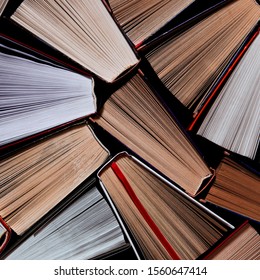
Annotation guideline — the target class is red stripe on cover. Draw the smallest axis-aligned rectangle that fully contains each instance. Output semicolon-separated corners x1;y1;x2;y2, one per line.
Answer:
188;29;260;131
203;220;249;259
111;162;180;260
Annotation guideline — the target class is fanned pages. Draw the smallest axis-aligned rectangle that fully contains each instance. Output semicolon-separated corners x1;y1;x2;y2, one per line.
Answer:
205;157;260;221
94;73;211;195
146;0;260;109
11;0;139;82
108;0;194;47
0;124;109;235
0;40;95;147
0;0;8;16
197;31;260;159
205;222;260;260
5;187;127;260
99;153;232;260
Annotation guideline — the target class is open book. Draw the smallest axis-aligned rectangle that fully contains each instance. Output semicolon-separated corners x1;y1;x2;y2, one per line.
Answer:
107;0;194;48
93;72;212;196
196;29;260;159
98;152;233;259
145;0;260;110
4;186;129;260
204;157;260;221
0;35;96;148
11;0;139;82
0;123;109;240
204;221;260;260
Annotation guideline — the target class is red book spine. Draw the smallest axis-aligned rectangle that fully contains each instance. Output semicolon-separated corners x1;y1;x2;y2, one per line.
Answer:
111;162;180;260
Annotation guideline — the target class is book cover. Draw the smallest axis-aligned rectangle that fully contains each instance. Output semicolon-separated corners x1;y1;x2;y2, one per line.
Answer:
98;152;234;260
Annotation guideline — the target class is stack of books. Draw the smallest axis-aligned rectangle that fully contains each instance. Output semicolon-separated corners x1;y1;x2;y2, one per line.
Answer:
0;0;259;260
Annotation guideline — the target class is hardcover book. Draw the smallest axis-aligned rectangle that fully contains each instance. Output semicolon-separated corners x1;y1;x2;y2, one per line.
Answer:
204;157;260;221
204;221;260;260
0;34;98;148
98;152;233;259
145;0;260;110
3;185;130;260
93;71;212;196
0;123;109;251
11;0;139;83
196;28;260;159
107;0;194;48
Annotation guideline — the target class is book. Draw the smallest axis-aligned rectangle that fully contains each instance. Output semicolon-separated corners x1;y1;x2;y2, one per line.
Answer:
204;157;260;221
0;35;97;148
0;123;109;239
107;0;194;48
4;186;129;260
145;0;260;110
137;0;235;51
98;152;233;260
10;0;139;83
0;0;8;16
204;221;260;260
92;72;212;196
188;22;260;127
196;29;260;159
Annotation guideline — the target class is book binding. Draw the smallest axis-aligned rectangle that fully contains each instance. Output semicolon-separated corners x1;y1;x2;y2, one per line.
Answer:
98;151;234;259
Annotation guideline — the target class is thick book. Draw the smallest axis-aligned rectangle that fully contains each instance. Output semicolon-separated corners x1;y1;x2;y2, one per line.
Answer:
0;34;98;149
145;0;260;110
0;123;109;254
92;71;212;196
188;22;260;125
194;27;260;160
106;0;194;48
98;152;234;260
137;0;234;52
203;157;260;222
10;0;139;83
3;185;130;260
203;221;260;260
